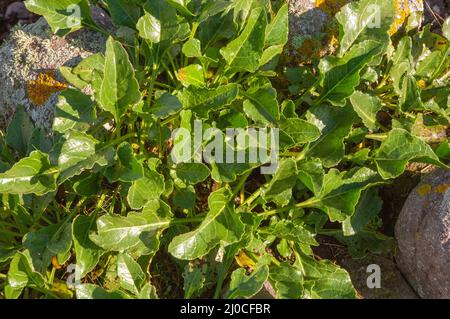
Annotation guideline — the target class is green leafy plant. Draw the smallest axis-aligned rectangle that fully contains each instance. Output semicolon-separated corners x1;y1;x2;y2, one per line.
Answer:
0;0;448;299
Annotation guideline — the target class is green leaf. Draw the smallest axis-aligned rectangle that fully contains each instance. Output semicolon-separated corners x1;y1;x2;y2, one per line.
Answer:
313;167;381;221
24;0;95;36
279;118;320;146
57;131;114;183
178;84;239;119
297;159;324;195
24;221;72;272
152;92;182;118
262;159;297;206
227;264;269;299
76;284;130;299
73;215;104;279
319;41;383;106
182;38;202;57
399;75;423;112
6;252;45;299
349;91;381;131
416;51;442;78
305;104;357;167
28;128;52;154
105;0;141;29
177;64;205;88
243;85;279;125
137;0;178;43
127;168;165;209
374;128;445;179
117;253;146;295
183;264;206;298
342;189;382;236
265;3;288;47
269;262;304;299
0;151;58;196
220;7;267;73
336;0;394;55
168;187;245;260
90;200;171;253
6;105;34;156
173;163;210;185
53;89;96;134
263;220;318;246
99;37;141;122
299;253;356;299
104;142;144;183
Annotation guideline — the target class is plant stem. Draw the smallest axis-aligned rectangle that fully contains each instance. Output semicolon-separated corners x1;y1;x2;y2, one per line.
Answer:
365;133;388;141
258;197;320;218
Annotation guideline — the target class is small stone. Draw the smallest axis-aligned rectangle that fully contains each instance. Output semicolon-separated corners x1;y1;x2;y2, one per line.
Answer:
395;169;450;298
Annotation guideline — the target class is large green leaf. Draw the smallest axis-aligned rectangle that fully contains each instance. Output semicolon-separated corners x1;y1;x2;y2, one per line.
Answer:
374;128;445;179
23;221;72;272
220;7;267;73
342;188;382;236
76;284;130;299
279;118;320;146
104;142;144;183
117;253;146;296
99;37;141;122
336;0;394;55
262;159;298;206
243;85;279;125
105;0;142;29
349;91;381;131
73;215;104;279
24;0;95;36
6;105;34;156
0;151;58;196
265;3;288;47
226;264;269;299
299;253;356;299
127;168;165;209
269;262;304;299
168;187;245;260
305;105;357;167
90;200;171;253
172;163;210;185
57;131;114;183
53;89;96;134
319;41;383;106
137;0;178;43
312;167;381;221
178;84;239;118
5;252;45;299
263;220;318;246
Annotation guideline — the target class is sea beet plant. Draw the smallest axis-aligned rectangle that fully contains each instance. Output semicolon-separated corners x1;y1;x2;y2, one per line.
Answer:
0;0;448;299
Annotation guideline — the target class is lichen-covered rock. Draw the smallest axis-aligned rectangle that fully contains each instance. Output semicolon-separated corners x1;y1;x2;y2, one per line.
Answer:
0;16;106;132
395;169;450;298
287;0;424;64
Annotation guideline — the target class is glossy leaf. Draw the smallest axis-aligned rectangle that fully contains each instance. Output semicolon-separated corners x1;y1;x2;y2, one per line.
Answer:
168;187;245;260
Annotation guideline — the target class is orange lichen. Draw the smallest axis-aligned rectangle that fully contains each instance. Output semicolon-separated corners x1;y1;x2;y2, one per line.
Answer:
417;183;432;196
389;0;414;36
51;256;62;270
27;71;67;106
435;184;450;194
235;251;256;270
315;0;350;16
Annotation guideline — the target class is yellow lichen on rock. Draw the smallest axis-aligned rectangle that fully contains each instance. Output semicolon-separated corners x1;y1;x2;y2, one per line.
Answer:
389;0;423;35
417;183;432;196
315;0;350;16
27;71;67;106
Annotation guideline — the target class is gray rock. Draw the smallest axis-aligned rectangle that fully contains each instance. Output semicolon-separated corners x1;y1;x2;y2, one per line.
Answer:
395;169;450;298
0;9;109;132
